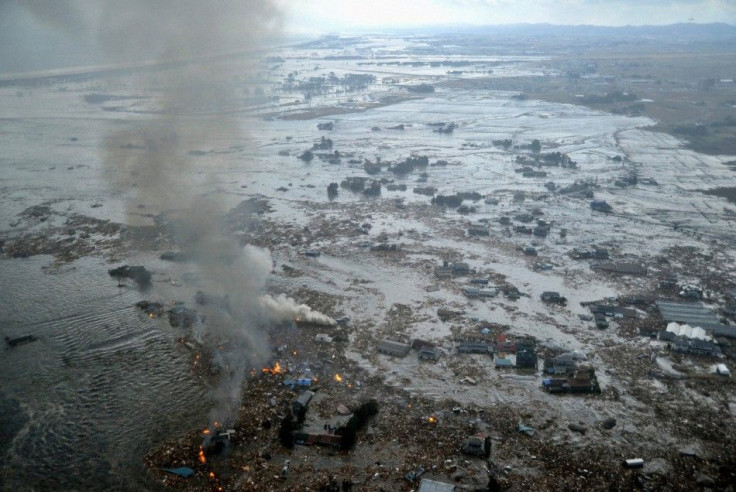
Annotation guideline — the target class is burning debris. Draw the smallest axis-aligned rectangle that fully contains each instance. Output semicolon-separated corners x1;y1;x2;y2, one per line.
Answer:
262;361;285;375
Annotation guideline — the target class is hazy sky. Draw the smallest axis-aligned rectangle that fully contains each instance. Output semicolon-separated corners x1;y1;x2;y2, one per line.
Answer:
283;0;736;32
0;0;734;75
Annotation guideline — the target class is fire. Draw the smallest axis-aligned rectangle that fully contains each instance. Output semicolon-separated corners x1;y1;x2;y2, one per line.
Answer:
209;472;215;479
262;361;284;374
203;429;211;435
198;446;206;464
427;416;437;424
334;373;343;383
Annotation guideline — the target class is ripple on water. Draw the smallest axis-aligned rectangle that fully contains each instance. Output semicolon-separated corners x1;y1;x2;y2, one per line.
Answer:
0;256;209;490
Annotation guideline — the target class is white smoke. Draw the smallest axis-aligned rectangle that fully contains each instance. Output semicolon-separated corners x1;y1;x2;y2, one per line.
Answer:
259;293;337;326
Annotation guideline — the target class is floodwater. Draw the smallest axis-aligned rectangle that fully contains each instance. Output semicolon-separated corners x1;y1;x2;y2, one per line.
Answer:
0;255;209;490
1;37;736;489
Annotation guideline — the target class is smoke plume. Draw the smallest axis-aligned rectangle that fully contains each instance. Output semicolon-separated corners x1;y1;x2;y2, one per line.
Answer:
19;1;331;423
259;294;337;326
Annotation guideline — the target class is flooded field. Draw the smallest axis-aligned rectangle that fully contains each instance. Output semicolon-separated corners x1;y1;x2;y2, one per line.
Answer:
2;31;736;490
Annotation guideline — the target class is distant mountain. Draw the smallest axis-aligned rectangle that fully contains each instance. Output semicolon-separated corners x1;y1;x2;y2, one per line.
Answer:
408;23;736;41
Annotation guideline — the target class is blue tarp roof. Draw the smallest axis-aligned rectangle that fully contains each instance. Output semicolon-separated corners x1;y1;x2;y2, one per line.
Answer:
162;467;195;478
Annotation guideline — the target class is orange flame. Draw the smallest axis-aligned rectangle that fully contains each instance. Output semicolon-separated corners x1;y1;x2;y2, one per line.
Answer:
428;416;437;424
198;446;206;464
203;429;210;435
262;361;283;374
334;373;343;383
209;472;215;479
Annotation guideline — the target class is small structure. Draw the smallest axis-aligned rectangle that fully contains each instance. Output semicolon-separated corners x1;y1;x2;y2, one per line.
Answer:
716;364;730;377
495;333;516;353
418;478;455;492
418;348;440;361
315;333;333;343
457;340;491;354
664;322;711;341
594;312;609;329
543;353;578;374
495;356;514;368
504;287;521;300
542;369;599;394
162;467;195;478
516;338;538;368
460;434;491;457
541;291;566;304
378;339;411;357
5;335;38;347
292;432;342;447
572;248;609;260
590;200;612;213
669;337;721;357
463;287;497;298
282;378;312;389
292;390;315;416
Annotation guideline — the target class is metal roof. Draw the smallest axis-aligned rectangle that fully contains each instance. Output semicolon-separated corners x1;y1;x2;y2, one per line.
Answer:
377;339;410;356
656;301;736;338
656;301;720;325
419;479;455;492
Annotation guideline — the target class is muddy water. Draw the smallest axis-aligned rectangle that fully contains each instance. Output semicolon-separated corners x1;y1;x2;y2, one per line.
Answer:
0;256;209;490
